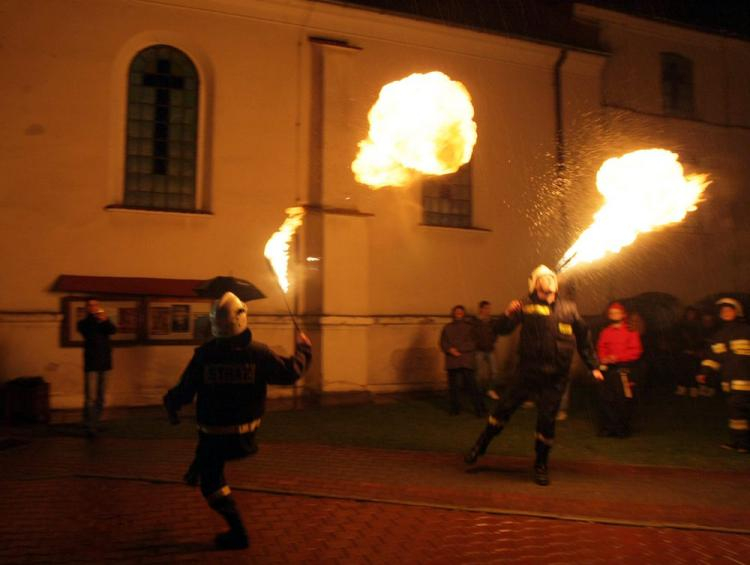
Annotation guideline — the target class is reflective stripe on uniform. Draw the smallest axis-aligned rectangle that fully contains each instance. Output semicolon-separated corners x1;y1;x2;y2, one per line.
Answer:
558;323;572;335
729;419;749;431
198;418;262;435
731;380;750;392
523;304;550;316
711;343;727;354
702;359;721;371
730;339;750;355
722;382;731;393
535;433;554;446
206;485;231;502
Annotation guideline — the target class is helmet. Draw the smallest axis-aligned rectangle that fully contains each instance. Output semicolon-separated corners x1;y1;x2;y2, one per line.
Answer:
528;265;558;295
715;297;744;318
210;292;248;337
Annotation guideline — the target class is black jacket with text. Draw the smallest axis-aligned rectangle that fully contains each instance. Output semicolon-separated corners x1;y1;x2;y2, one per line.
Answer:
164;329;312;426
493;294;598;375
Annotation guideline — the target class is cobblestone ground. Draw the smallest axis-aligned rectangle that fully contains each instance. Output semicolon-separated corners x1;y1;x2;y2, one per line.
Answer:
1;435;750;563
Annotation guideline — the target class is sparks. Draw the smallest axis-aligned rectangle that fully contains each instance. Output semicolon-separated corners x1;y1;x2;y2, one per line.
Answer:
264;207;305;293
558;149;709;272
351;71;477;189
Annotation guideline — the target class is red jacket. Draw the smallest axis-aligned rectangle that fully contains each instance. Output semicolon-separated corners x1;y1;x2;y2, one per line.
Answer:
596;323;643;364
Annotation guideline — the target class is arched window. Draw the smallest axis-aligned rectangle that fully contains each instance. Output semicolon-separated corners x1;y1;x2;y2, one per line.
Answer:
124;45;199;211
661;52;694;118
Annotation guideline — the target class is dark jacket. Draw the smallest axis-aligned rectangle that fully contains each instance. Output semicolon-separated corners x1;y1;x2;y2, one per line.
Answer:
440;318;477;370
164;329;312;426
493;294;598;375
77;314;117;371
700;320;750;390
474;317;497;352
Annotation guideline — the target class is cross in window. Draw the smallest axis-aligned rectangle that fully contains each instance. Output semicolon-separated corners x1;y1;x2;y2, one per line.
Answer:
143;59;184;175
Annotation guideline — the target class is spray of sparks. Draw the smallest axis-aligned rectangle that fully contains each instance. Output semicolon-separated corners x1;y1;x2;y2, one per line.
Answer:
352;71;477;188
558;149;709;272
264;207;305;293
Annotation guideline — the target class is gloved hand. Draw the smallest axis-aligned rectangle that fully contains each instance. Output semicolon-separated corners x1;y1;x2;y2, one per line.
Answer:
163;394;180;425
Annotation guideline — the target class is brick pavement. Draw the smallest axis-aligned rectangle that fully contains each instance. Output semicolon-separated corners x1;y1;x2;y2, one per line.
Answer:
2;434;750;563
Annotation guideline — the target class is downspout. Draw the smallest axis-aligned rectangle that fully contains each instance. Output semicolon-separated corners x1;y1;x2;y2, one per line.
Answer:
554;48;569;238
554;48;574;296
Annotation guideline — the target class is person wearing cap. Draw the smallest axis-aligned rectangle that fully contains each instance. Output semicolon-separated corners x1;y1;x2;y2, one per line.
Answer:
595;301;643;438
163;292;312;550
696;297;750;454
464;265;602;486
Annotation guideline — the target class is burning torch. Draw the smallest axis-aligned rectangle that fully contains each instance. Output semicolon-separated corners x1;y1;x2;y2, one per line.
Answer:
264;206;305;332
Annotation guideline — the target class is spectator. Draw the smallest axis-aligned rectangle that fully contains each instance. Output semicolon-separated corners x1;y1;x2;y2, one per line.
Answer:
696;298;750;454
474;300;499;398
440;305;485;417
76;299;117;437
596;302;643;437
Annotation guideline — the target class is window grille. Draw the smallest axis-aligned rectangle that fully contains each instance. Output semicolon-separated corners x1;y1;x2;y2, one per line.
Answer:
661;52;694;118
124;45;199;211
422;164;472;228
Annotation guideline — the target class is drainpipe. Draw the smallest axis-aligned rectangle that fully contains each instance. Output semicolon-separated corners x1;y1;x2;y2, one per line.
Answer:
554;48;575;297
554;48;569;238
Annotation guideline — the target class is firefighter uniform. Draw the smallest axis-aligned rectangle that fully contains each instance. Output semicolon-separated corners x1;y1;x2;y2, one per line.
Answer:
465;272;599;485
699;307;750;453
164;293;312;550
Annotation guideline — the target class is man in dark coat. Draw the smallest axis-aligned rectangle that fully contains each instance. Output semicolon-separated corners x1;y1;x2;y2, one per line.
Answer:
76;298;116;436
464;266;602;485
440;305;484;416
163;292;312;550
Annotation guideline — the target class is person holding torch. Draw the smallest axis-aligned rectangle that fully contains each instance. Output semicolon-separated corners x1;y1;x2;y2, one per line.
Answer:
464;266;602;486
163;291;312;550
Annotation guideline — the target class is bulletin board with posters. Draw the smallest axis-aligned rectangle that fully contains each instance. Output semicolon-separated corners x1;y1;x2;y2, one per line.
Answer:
145;298;213;344
61;297;142;346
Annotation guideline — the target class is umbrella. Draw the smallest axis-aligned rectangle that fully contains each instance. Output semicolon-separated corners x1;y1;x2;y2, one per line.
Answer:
194;276;266;302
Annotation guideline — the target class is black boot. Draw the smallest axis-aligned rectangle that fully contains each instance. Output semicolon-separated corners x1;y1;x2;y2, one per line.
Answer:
210;496;249;550
533;438;551;486
464;424;501;464
183;458;200;487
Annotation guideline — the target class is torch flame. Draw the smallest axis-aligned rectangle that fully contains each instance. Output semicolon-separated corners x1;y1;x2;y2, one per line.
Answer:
264;207;305;293
558;149;709;272
352;71;477;189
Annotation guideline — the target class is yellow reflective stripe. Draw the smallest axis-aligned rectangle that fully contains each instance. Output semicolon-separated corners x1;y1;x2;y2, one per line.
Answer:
729;419;749;431
702;359;721;370
535;432;554;446
730;340;750;355
731;380;750;392
722;382;731;393
711;343;727;354
558;323;572;335
523;304;550;316
198;419;261;435
206;485;231;502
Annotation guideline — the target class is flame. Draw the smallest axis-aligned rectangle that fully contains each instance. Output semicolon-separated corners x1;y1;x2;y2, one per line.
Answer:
352;71;477;189
558;149;709;271
264;207;305;293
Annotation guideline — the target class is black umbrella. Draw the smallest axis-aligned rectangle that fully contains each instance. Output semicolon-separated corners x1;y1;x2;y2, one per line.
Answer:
194;276;266;302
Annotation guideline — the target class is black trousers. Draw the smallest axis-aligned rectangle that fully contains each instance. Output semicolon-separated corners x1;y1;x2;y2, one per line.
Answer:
728;391;750;450
489;368;567;442
196;432;258;499
596;365;635;436
447;368;484;415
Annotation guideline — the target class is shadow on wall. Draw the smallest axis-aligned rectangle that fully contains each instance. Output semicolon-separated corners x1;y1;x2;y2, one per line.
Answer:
390;326;441;385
